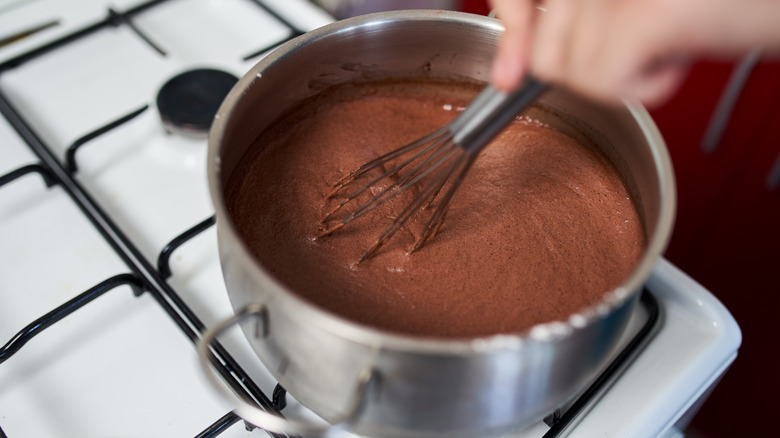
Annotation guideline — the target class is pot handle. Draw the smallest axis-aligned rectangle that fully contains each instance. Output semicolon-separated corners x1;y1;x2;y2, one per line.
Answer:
197;303;378;437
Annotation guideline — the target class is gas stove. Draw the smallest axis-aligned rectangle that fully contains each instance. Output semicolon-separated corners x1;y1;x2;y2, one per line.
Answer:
0;1;741;437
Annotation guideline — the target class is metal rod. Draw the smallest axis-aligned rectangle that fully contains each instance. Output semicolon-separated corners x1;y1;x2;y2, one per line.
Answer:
241;0;306;60
157;215;216;279
0;274;144;365
0;0;168;73
65;105;149;173
107;8;167;57
194;412;242;438
0;163;56;188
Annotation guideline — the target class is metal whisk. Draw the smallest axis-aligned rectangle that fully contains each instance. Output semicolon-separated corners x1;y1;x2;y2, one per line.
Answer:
320;77;547;261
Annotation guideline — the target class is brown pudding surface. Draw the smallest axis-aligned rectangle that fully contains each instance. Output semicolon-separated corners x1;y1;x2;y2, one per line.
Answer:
225;81;646;338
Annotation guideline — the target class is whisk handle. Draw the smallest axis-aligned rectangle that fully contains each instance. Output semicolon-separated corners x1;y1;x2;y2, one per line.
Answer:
451;77;547;153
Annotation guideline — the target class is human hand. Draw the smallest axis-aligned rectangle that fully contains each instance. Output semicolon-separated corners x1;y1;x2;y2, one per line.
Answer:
490;0;779;107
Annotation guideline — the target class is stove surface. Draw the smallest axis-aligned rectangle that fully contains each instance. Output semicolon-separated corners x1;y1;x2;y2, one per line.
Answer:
0;1;741;437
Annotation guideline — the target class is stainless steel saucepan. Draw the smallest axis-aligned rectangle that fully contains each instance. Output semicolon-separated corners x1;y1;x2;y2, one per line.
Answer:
201;10;676;438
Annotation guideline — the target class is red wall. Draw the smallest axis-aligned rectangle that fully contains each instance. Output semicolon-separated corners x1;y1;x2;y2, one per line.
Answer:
651;60;780;437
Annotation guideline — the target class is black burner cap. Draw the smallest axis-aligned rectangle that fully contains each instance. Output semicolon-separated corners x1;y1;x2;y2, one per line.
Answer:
156;68;238;138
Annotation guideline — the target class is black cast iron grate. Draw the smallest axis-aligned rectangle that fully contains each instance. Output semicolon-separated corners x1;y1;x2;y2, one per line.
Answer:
0;1;302;437
0;1;662;437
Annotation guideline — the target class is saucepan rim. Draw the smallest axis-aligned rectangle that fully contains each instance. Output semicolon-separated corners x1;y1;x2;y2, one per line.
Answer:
207;9;677;355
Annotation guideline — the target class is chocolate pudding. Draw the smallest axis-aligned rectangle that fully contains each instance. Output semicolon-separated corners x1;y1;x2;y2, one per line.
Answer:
225;80;646;339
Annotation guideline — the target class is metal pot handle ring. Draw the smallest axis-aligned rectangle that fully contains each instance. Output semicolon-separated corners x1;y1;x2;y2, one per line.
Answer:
197;303;377;437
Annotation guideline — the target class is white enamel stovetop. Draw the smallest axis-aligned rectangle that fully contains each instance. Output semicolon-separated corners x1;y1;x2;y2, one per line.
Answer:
0;1;740;437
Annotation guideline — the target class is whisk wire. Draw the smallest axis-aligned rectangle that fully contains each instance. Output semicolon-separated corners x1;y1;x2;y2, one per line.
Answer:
321;129;459;235
411;153;478;252
321;127;451;225
328;127;449;194
360;150;470;261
